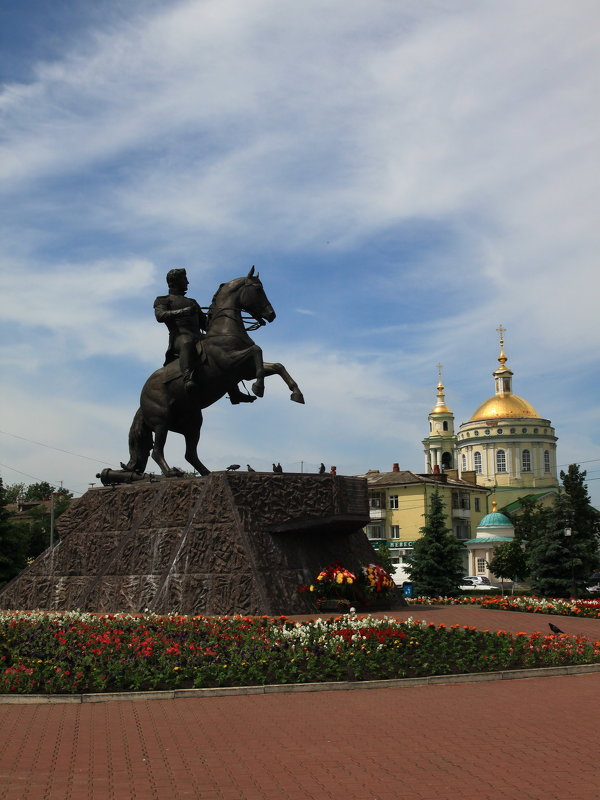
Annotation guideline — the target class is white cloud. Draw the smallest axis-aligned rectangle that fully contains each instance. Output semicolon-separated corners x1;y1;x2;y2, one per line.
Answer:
2;0;600;506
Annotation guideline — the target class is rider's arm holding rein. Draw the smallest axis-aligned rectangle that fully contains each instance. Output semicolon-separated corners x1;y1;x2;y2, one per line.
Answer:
154;297;194;323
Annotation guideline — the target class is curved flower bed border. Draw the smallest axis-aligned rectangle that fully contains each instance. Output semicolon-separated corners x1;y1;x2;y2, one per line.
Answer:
1;609;600;695
408;595;600;619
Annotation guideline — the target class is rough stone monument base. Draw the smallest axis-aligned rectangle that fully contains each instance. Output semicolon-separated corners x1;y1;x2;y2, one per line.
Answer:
0;473;380;616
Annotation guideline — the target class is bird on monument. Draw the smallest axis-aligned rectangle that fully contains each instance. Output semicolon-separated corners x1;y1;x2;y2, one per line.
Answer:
549;623;565;634
247;464;256;472
226;464;240;471
319;463;326;474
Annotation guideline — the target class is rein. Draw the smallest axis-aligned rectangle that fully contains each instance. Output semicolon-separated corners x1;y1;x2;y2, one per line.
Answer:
202;306;264;333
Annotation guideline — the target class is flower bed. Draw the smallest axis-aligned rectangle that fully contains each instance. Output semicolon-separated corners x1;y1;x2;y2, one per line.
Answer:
478;596;600;619
1;610;599;694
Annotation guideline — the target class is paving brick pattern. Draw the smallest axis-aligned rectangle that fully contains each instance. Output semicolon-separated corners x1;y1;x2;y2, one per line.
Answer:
1;606;599;800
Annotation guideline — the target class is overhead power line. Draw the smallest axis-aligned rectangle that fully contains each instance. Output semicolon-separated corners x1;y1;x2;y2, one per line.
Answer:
0;429;112;465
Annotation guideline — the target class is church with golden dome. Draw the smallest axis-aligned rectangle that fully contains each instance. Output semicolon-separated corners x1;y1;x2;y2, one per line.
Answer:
423;326;559;510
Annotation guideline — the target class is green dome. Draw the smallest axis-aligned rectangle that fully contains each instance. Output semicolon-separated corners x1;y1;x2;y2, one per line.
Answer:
479;511;512;528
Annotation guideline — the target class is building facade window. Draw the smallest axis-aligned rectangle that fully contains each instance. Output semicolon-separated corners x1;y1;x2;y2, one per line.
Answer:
522;449;531;472
369;493;383;509
474;451;482;474
455;523;471;540
474;498;480;512
496;449;507;473
461;454;467;471
544;450;551;472
366;524;384;540
389;525;400;539
452;491;459;509
389;495;399;509
476;557;486;573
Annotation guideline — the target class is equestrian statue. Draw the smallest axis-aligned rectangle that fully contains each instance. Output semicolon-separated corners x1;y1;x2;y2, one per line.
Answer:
120;266;304;478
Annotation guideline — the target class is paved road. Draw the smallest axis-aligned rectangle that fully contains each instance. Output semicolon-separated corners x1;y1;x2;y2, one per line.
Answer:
1;607;599;800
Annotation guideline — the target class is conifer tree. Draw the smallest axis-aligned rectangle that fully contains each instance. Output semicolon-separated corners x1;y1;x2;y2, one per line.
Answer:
527;465;599;597
405;489;464;596
0;478;29;587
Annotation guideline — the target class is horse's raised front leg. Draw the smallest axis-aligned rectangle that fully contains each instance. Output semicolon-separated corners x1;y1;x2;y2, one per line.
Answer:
262;362;305;404
183;418;211;476
248;344;267;398
151;425;183;477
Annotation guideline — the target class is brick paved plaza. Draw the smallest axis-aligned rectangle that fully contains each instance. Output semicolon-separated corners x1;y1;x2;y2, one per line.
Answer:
1;606;599;800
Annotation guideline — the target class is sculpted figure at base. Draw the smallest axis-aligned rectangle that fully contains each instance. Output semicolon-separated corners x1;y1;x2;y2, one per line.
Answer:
122;266;304;478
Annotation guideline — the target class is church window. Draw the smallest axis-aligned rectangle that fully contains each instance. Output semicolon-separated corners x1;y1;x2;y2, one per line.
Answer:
443;421;448;431
496;449;507;473
474;452;482;474
497;428;503;434
429;422;432;432
474;430;479;436
389;495;399;509
485;429;490;435
522;449;531;472
534;428;539;434
510;428;516;434
466;432;470;438
522;428;527;433
544;450;551;472
461;454;467;471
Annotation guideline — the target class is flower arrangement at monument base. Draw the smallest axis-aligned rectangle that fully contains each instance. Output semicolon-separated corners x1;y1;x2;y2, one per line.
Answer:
307;562;357;611
303;561;397;611
360;563;396;609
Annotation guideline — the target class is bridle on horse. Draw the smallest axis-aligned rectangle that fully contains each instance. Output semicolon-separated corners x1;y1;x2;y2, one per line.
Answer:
200;306;265;334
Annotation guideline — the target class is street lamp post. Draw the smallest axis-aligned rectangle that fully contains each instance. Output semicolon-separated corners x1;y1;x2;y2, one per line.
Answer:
564;527;576;599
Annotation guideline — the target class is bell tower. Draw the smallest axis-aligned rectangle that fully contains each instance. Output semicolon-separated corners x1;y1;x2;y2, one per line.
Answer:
423;364;457;473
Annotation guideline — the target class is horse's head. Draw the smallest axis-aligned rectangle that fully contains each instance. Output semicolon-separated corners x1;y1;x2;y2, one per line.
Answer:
235;265;276;326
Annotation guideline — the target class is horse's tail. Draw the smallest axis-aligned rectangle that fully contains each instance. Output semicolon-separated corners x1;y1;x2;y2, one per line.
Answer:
123;407;153;473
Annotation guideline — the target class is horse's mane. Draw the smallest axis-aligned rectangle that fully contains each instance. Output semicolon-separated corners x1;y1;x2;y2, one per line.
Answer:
206;275;257;323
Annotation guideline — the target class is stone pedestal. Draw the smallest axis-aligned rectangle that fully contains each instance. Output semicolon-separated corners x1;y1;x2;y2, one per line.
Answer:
0;473;377;616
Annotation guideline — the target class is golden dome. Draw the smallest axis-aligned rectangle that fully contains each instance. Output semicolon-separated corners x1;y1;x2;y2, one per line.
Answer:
469;393;539;421
430;367;452;415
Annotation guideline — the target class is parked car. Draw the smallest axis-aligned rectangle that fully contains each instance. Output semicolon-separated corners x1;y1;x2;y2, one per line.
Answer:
585;572;600;595
461;576;499;591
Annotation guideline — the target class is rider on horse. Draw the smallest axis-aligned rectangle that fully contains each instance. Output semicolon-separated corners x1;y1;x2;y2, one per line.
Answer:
154;268;253;403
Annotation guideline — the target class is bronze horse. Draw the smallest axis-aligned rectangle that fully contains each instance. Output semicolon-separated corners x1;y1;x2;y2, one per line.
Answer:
124;267;304;477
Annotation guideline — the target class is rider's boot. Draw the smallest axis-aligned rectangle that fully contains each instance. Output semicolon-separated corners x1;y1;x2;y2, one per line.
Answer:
228;384;256;404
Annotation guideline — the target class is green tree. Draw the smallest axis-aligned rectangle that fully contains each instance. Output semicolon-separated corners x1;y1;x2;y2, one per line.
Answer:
526;467;599;598
374;541;395;575
488;538;528;585
560;464;600;575
3;482;25;503
23;482;55;502
405;489;464;596
0;478;29;586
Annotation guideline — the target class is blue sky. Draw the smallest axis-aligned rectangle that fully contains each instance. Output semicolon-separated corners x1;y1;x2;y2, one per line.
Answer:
1;0;599;506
